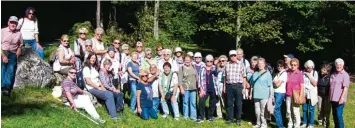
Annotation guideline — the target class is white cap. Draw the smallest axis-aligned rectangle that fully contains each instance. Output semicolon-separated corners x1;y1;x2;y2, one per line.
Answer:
229;50;237;56
205;54;214;61
187;52;194;57
175;47;182;53
136;41;143;46
335;58;345;65
194;52;202;58
8;16;18;22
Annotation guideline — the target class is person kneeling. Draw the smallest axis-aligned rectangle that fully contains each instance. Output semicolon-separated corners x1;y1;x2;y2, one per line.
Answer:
61;67;105;123
137;70;158;120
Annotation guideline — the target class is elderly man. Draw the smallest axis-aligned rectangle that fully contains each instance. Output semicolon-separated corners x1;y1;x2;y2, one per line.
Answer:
224;49;247;126
158;49;178;72
141;48;157;73
1;16;23;95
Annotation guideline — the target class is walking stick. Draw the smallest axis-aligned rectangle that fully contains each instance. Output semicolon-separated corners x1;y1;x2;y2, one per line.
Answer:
74;109;99;125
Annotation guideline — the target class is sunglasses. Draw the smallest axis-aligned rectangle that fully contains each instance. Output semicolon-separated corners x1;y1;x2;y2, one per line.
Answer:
230;55;236;57
79;33;86;35
206;61;213;63
62;40;69;42
195;57;202;58
69;71;76;74
85;45;92;47
137;46;143;48
142;75;148;77
220;60;226;62
113;42;120;44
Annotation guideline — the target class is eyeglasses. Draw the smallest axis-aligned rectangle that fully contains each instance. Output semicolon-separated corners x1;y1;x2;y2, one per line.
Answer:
163;54;170;56
62;40;69;42
69;71;76;74
85;45;92;47
230;55;236;57
291;64;298;67
142;75;148;77
206;61;213;63
137;46;143;48
113;42;120;44
195;57;202;58
79;33;86;35
147;53;152;55
220;60;226;62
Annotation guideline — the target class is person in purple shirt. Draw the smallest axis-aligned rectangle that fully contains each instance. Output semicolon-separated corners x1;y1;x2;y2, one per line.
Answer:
329;58;350;128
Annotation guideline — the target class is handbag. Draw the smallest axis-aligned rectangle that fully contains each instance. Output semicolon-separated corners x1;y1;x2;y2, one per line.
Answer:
292;89;306;104
165;72;177;101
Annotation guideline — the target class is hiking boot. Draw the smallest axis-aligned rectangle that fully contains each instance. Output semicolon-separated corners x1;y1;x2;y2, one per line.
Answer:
225;120;233;125
196;119;204;123
300;124;307;128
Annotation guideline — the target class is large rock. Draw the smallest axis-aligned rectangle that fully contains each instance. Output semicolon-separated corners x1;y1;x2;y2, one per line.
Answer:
14;47;54;88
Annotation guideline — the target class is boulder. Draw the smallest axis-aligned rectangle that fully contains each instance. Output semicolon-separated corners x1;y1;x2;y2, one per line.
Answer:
13;47;54;88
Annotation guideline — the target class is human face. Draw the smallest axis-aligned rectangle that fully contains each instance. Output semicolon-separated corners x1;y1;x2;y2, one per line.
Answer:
157;48;163;56
219;58;227;67
123;48;129;54
141;73;149;82
258;60;266;71
108;51;115;58
163;53;170;61
85;44;92;51
175;52;182;57
28;10;35;19
146;51;152;59
132;54;138;62
136;44;143;52
163;65;171;74
236;52;243;61
277;64;285;72
230;54;237;62
150;66;157;74
79;31;86;39
104;63;112;71
251;60;258;68
305;67;313;73
68;69;77;79
89;55;96;65
61;39;69;47
321;68;328;75
113;40;120;49
206;59;213;67
8;21;17;31
290;61;299;71
195;56;202;63
336;63;344;72
95;33;103;40
184;57;192;66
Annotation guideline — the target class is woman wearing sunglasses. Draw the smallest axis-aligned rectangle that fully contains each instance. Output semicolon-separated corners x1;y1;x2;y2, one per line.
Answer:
17;7;44;59
74;27;88;70
53;34;74;75
137;70;158;120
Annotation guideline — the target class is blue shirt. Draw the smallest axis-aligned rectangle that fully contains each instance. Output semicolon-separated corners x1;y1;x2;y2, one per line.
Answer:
127;61;140;80
251;70;272;99
137;82;153;108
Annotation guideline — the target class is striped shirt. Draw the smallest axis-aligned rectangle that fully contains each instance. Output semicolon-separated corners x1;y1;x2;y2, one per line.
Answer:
61;79;80;97
225;60;246;84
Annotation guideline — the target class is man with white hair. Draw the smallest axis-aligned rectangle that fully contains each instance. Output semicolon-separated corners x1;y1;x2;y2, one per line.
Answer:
196;54;218;123
329;58;350;128
237;48;250;72
1;16;23;95
158;49;178;72
141;48;157;72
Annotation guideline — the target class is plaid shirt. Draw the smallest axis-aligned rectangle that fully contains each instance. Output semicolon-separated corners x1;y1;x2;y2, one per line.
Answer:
198;66;218;96
225;60;246;84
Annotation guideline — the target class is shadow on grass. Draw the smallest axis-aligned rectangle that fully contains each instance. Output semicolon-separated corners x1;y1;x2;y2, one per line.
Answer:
1;102;47;118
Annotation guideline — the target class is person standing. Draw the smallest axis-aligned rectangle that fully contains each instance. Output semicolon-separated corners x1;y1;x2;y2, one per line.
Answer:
273;60;288;128
1;16;23;95
224;49;246;126
74;27;88;71
127;52;141;113
135;41;145;65
216;55;228;118
174;47;184;67
141;48;157;72
329;58;350;128
17;7;44;59
91;28;107;64
317;63;332;127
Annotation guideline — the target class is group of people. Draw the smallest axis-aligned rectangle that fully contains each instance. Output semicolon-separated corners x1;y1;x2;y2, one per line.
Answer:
1;7;351;128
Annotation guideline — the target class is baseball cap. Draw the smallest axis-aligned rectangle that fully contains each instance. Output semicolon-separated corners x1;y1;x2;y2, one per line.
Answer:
205;54;214;61
8;16;18;22
283;54;295;59
107;46;115;52
229;50;237;56
85;40;92;46
187;52;193;57
175;47;182;53
194;52;202;58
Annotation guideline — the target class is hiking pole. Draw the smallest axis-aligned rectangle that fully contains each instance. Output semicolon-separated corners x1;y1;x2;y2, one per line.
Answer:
74;109;99;125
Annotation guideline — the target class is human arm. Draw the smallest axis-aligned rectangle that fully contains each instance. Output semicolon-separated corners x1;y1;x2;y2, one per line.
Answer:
306;71;318;87
92;42;107;55
127;63;140;80
65;92;76;110
136;86;142;114
16;35;23;58
339;74;350;104
83;67;105;90
178;67;185;95
58;49;73;66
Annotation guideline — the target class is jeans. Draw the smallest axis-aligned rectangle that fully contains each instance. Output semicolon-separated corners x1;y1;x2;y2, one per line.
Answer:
23;39;44;59
64;95;100;119
302;99;315;126
1;51;17;88
198;90;217;120
129;80;137;111
141;107;158;120
183;90;197;120
331;101;345;128
318;95;331;127
88;89;119;118
161;93;180;118
226;83;243;121
286;96;301;127
152;97;160;113
274;93;286;128
254;99;268;127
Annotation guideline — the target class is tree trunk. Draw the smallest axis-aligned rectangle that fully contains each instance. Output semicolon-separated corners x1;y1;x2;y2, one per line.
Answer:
96;0;101;28
235;2;242;49
153;0;159;39
113;4;117;22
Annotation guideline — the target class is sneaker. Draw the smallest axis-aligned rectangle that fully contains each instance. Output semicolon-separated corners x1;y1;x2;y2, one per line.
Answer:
253;125;261;128
301;124;307;128
174;117;180;121
307;126;314;128
236;120;241;126
96;118;106;123
287;124;293;128
216;116;223;119
161;114;168;119
225;120;233;125
208;118;213;123
318;120;323;126
111;117;121;121
196;119;204;123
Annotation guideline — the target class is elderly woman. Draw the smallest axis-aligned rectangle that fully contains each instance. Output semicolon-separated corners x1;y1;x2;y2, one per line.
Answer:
127;52;141;112
148;64;160;113
273;60;288;128
155;44;163;62
159;62;180;120
83;40;93;63
141;48;157;72
101;46;120;88
158;49;178;72
137;70;158;120
179;55;198;121
301;60;319;128
120;44;130;90
53;34;74;75
317;63;332;127
249;58;273;128
135;41;145;65
197;55;218;123
330;58;350;128
286;58;304;128
91;28;107;63
61;67;105;123
17;7;44;59
83;53;120;121
192;52;205;74
216;55;228;118
174;47;184;67
74;27;88;71
99;59;124;115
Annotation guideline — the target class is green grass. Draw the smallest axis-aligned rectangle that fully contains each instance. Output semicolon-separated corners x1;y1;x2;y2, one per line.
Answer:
2;84;354;128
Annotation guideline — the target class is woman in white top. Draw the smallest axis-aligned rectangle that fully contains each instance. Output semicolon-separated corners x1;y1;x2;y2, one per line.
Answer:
53;34;74;75
301;60;318;128
273;60;288;128
17;7;44;59
91;28;107;64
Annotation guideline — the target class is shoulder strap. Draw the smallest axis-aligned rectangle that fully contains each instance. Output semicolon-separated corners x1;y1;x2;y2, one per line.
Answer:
167;72;177;93
252;71;267;85
119;52;122;63
18;18;25;31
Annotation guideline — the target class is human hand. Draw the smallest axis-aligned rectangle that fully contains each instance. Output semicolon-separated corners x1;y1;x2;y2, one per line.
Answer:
180;89;185;95
2;55;8;63
137;107;142;114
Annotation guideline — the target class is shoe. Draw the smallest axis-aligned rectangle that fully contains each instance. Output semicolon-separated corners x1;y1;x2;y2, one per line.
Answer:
236;120;241;126
300;124;307;128
225;120;233;125
253;124;261;128
208;118;213;123
287;124;293;128
111;117;121;121
96;118;106;123
317;120;323;126
161;114;168;119
307;126;314;128
174;117;179;120
216;116;223;119
196;119;204;123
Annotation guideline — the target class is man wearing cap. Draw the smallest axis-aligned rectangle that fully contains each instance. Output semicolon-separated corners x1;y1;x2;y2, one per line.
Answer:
1;16;23;94
135;41;145;65
224;49;247;126
174;47;184;67
284;54;294;69
141;48;157;73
